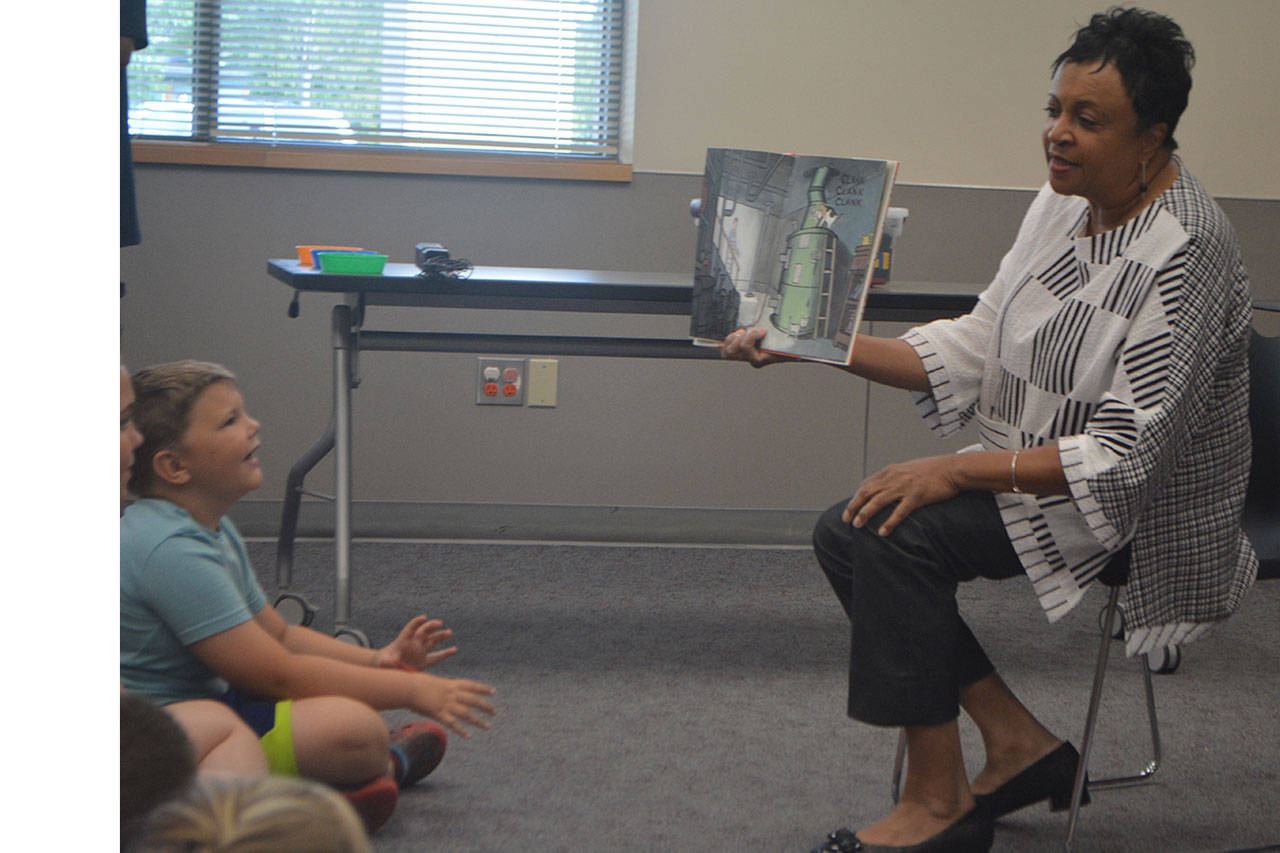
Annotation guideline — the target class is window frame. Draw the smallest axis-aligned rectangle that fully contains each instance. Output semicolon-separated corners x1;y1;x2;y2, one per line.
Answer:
128;0;633;183
131;139;632;180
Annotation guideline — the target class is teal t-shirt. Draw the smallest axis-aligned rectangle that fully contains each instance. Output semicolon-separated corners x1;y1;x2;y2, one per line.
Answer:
120;499;268;705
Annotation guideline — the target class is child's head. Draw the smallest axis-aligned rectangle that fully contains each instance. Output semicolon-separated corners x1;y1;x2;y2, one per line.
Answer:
128;361;262;505
133;775;372;853
121;367;144;505
121;692;197;846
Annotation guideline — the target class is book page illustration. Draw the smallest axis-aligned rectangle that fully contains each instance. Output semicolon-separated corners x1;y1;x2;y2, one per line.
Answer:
691;148;896;365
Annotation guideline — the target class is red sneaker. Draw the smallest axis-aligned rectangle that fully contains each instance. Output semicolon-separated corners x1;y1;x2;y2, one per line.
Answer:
388;720;448;788
338;775;398;833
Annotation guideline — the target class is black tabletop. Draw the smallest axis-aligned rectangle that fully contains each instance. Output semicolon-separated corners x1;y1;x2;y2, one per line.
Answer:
268;259;980;319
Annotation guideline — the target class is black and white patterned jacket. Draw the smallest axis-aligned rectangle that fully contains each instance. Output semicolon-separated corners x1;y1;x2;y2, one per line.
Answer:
903;161;1257;655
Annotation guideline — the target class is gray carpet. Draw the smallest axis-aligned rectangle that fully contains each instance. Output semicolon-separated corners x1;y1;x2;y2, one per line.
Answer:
246;539;1280;852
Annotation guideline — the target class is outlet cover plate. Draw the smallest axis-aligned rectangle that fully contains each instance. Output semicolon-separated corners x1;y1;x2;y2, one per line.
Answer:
476;357;526;405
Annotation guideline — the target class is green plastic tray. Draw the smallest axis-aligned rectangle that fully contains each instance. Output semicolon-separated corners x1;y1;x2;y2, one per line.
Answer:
316;251;388;275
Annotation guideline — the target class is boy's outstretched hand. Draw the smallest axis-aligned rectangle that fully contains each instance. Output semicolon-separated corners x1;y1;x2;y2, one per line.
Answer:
375;615;457;671
416;677;497;738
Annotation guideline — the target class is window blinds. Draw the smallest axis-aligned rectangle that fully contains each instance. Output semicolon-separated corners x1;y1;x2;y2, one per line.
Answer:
127;0;626;159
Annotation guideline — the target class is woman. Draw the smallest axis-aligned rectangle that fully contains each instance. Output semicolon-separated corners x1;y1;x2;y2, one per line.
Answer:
723;9;1256;852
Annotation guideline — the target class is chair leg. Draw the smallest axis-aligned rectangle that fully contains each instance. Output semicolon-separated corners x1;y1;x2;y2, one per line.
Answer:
1066;585;1120;849
1065;587;1164;849
891;729;906;804
886;586;1163;850
1091;653;1161;789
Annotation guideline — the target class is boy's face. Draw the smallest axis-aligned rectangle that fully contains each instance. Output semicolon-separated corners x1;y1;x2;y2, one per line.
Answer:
120;369;143;504
174;380;263;502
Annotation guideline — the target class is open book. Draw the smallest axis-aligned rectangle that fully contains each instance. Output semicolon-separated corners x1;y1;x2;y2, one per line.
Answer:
691;148;898;365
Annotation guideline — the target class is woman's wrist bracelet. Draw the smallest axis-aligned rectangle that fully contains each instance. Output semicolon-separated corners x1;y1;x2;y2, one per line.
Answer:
1010;450;1024;494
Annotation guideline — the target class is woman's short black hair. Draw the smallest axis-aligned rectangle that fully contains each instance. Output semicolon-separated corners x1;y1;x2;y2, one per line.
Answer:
1053;6;1195;149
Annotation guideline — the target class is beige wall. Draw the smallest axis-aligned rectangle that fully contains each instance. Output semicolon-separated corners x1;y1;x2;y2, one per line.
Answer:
117;1;1280;539
632;0;1280;198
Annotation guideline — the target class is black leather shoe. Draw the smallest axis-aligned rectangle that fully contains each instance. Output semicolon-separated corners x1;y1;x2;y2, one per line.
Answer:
810;802;993;852
973;740;1090;819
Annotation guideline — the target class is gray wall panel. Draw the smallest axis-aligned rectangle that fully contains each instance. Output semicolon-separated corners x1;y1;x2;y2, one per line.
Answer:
120;166;1279;538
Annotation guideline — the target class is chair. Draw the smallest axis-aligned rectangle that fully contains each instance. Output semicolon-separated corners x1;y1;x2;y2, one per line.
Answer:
1064;320;1279;847
888;318;1280;850
1242;322;1280;581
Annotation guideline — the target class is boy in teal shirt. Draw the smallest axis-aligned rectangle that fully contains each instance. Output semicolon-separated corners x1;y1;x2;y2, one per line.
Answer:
121;360;496;832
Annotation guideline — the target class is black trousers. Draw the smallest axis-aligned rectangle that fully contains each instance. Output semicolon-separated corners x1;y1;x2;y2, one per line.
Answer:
812;490;1026;728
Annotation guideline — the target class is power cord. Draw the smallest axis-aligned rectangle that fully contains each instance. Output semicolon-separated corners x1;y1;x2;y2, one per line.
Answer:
414;242;472;279
416;256;473;279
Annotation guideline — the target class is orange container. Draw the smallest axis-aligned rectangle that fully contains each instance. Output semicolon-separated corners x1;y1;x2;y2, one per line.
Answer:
296;245;366;267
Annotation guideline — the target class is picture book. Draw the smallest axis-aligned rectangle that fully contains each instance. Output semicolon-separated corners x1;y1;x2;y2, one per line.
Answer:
690;148;898;365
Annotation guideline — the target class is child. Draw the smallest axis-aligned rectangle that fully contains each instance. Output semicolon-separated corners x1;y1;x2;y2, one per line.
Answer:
131;775;373;853
120;360;497;832
120;691;197;845
123;366;270;781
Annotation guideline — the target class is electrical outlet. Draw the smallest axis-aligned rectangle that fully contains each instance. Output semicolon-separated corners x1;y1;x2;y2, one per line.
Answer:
476;357;526;405
527;358;558;407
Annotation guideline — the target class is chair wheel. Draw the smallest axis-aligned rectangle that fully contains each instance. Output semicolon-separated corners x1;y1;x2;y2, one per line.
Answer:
1097;601;1125;639
1147;645;1181;674
334;626;370;647
274;593;316;627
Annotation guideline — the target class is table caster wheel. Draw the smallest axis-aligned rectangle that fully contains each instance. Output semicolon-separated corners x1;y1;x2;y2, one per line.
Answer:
1097;601;1125;639
1147;645;1181;674
334;626;370;647
275;593;316;627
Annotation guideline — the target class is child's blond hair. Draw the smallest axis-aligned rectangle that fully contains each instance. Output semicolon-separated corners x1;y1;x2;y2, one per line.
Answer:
132;775;372;853
128;360;237;495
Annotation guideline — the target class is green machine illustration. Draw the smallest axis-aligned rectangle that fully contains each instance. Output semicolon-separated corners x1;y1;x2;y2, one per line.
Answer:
771;165;841;338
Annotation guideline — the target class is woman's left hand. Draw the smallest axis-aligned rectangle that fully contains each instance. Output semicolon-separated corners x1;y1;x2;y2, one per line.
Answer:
375;615;458;671
843;454;964;537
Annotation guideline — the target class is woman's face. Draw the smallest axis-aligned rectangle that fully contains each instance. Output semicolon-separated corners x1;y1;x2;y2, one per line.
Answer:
1042;61;1161;208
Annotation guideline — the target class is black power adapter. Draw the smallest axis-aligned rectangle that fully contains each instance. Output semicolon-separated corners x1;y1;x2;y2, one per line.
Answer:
414;242;473;279
415;242;450;269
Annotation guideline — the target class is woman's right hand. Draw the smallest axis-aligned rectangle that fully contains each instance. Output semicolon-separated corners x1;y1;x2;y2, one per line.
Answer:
721;327;784;368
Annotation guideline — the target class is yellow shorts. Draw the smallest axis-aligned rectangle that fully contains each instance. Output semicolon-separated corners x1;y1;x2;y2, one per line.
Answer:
259;699;297;775
217;687;298;776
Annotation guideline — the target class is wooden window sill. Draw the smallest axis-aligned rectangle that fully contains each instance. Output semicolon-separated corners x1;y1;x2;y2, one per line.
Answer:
131;140;633;182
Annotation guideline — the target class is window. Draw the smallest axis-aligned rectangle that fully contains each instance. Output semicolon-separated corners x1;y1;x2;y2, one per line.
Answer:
128;0;628;178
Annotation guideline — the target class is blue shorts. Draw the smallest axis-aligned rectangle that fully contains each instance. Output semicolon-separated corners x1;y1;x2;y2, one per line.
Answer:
217;686;297;775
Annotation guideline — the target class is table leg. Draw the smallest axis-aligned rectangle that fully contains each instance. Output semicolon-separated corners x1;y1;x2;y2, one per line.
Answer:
273;302;364;642
332;303;357;638
276;418;335;579
273;421;334;627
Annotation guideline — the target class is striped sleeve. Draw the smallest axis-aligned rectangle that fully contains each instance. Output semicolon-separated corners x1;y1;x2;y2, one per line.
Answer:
902;325;982;437
1058;251;1185;551
899;185;1059;438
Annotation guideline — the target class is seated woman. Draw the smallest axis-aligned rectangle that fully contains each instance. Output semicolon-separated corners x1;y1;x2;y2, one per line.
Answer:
723;8;1256;852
